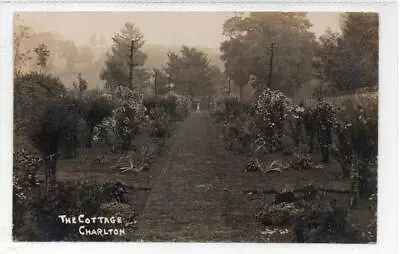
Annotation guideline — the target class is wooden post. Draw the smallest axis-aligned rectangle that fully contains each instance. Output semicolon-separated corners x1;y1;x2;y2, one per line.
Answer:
268;43;274;88
154;69;158;98
129;39;134;90
228;77;231;96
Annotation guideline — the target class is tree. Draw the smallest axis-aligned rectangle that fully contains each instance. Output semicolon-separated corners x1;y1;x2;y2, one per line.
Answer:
98;35;107;47
59;40;79;71
89;34;97;47
29;96;80;192
77;73;88;92
77;45;94;67
151;68;170;96
220;12;317;97
14;22;33;75
315;13;378;93
165;45;219;101
100;23;148;90
34;44;50;73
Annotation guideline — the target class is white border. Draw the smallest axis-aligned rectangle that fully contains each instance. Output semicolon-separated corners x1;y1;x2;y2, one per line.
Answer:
0;1;398;254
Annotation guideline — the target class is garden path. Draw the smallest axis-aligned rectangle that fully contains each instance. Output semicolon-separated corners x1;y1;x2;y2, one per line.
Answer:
135;111;260;241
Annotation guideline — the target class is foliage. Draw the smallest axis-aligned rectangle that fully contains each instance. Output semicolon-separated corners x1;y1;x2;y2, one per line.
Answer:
256;202;304;226
14;72;67;134
14;20;33;74
28;96;82;189
14;72;66;98
335;94;378;196
293;202;366;243
13;149;42;234
100;23;148;89
255;185;369;243
288;149;313;170
313;101;335;163
110;86;146;150
146;107;171;138
165;45;221;98
144;96;177;119
254;88;295;152
29;96;81;156
33;43;50;72
220;12;317;96
13;180;129;241
315;13;378;92
172;93;191;120
81;90;114;148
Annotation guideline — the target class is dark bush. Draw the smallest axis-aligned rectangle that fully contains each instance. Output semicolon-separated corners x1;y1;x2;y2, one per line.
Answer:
13;180;128;241
336;95;378;197
29;97;81;190
146;107;171;138
13;149;43;235
14;72;66;98
143;96;178;120
293;203;366;243
83;94;114;148
14;72;66;134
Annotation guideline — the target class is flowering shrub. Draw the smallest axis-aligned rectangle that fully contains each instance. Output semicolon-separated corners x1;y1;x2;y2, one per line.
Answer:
254;88;295;152
110;86;146;151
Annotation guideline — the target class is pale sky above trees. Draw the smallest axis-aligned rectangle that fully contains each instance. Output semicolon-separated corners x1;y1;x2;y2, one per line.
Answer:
16;12;340;48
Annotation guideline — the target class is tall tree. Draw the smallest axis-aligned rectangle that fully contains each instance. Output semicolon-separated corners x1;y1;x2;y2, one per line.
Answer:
34;43;50;73
220;12;317;97
13;20;33;75
164;45;219;100
89;34;97;47
59;40;79;71
315;12;378;93
100;23;148;90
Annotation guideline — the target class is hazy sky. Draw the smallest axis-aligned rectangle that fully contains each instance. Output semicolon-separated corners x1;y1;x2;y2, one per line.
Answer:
17;12;341;48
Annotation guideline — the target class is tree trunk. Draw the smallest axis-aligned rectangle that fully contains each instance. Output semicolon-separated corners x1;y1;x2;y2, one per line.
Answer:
86;125;93;148
239;84;243;101
44;157;50;193
49;156;57;191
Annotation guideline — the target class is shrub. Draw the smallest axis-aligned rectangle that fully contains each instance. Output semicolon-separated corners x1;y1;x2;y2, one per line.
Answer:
335;94;378;197
14;72;66;98
13;180;129;241
111;86;146;151
13;149;42;234
29;97;81;191
14;72;66;134
254;88;295;153
146;107;171;138
313;101;335;163
293;202;366;243
256;202;304;226
143;96;178;120
289;149;314;170
81;91;114;148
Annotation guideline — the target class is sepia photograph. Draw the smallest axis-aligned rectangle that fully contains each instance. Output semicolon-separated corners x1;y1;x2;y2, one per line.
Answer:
11;11;380;243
